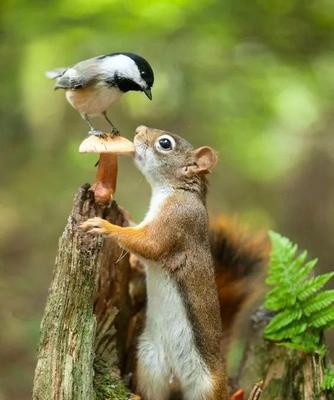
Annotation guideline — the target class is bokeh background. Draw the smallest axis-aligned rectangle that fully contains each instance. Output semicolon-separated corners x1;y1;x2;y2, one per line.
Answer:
1;0;334;398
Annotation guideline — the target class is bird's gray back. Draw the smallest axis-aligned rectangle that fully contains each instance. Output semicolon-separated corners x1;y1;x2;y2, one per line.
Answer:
55;57;106;89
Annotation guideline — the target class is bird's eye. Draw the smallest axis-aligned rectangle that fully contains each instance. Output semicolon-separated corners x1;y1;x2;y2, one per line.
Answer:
155;135;176;153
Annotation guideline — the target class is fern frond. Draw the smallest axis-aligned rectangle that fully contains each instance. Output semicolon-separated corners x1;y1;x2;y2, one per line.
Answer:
304;290;334;316
322;368;334;391
266;232;298;287
298;272;334;301
264;231;334;354
278;335;324;354
294;258;317;285
278;341;308;352
310;305;334;329
265;320;307;341
264;309;302;335
265;287;296;310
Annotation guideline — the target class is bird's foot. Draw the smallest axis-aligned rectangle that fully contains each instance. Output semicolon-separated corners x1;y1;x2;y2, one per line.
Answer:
111;127;120;136
88;129;108;139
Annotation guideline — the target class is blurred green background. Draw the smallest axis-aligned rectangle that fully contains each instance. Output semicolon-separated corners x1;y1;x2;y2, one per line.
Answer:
1;0;334;398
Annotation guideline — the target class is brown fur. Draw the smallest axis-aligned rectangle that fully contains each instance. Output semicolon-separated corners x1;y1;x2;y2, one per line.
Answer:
210;216;270;345
81;127;232;400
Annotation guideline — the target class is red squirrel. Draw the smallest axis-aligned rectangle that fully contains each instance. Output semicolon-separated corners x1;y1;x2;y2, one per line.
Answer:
81;126;267;400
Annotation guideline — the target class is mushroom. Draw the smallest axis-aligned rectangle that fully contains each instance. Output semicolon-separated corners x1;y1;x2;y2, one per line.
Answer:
79;134;135;205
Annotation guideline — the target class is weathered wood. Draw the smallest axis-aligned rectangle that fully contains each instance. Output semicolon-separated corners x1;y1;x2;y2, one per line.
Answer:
238;309;334;400
33;184;334;400
33;184;133;400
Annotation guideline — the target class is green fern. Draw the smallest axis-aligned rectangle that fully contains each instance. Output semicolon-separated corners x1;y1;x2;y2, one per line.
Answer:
264;231;334;354
322;368;334;391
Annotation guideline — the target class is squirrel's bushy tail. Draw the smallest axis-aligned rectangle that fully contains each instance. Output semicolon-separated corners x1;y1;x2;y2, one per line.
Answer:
209;215;269;340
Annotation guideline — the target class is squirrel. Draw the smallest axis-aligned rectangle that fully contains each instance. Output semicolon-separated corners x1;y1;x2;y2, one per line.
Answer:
81;125;268;400
210;216;268;348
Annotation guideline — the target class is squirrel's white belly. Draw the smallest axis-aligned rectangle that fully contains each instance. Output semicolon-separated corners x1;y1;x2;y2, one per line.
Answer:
65;85;122;115
138;262;213;398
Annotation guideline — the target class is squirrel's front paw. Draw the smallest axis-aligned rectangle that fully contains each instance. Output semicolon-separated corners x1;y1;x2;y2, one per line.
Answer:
80;217;112;235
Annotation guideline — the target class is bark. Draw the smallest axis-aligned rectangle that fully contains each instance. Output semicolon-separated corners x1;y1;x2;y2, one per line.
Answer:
238;309;334;400
33;184;333;400
33;184;133;400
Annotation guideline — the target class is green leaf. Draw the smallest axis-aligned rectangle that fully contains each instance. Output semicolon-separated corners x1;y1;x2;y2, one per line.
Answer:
264;309;302;335
264;231;334;354
311;305;334;329
265;321;307;341
298;273;334;301
322;368;334;391
265;287;296;310
294;258;317;285
304;290;334;316
278;339;323;354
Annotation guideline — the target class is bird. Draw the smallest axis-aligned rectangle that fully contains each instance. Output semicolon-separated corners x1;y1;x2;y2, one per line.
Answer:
46;52;154;136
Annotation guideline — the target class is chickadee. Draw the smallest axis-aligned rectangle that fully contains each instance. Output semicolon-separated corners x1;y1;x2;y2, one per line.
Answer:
47;52;154;136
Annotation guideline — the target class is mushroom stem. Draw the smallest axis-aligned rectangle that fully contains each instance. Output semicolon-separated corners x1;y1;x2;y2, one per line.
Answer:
90;153;118;205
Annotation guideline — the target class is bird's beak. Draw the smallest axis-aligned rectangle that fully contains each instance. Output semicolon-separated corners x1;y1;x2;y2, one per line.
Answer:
143;87;152;100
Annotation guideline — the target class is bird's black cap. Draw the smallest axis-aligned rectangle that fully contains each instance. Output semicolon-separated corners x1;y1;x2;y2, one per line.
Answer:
99;52;154;89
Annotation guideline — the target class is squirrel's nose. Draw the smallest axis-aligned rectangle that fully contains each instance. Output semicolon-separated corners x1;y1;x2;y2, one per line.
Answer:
135;125;148;135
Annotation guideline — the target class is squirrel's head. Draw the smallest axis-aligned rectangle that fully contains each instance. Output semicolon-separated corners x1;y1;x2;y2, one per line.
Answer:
134;125;217;191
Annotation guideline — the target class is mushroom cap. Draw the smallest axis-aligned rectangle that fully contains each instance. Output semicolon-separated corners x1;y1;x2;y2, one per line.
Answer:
79;135;135;154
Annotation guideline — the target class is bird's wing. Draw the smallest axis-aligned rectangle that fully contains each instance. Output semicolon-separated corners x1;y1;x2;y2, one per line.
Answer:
53;57;109;89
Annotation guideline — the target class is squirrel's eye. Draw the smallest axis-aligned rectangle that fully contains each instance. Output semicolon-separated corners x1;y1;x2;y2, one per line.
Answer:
159;138;172;149
155;135;175;153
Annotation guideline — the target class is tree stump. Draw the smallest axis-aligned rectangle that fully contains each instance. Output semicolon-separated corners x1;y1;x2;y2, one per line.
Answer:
33;184;133;400
238;309;334;400
33;185;334;400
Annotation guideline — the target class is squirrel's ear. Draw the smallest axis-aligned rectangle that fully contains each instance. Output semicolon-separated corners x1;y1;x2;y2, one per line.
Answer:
189;146;218;174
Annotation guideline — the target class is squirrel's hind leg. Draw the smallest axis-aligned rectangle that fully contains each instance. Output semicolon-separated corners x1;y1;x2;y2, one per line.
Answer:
181;371;228;400
135;337;171;400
